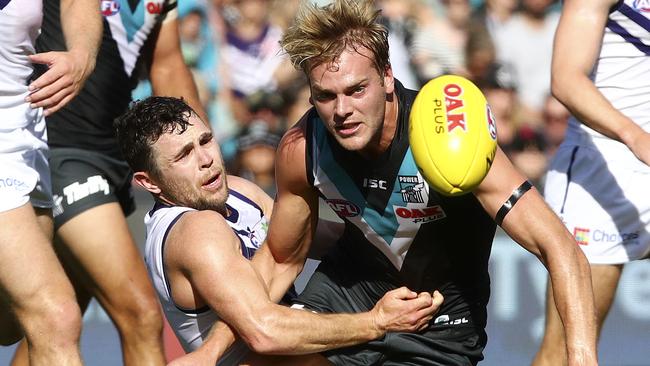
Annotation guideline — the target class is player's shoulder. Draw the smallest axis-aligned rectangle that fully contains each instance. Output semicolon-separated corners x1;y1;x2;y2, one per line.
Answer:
172;209;230;242
276;110;312;165
227;175;273;214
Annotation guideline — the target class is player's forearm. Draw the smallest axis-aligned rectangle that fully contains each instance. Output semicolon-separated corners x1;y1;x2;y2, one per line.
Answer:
551;70;641;146
60;0;101;67
241;306;381;355
544;239;598;364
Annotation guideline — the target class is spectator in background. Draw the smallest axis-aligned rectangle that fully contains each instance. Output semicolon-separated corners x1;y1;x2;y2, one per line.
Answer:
493;0;560;125
540;94;569;158
179;6;208;69
377;0;421;89
509;125;549;188
231;121;282;196
464;22;497;87
217;0;298;125
481;62;521;156
471;0;518;43
410;0;472;82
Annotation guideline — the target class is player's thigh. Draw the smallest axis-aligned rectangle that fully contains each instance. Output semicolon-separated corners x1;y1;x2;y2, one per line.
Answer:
55;202;153;304
0;204;71;310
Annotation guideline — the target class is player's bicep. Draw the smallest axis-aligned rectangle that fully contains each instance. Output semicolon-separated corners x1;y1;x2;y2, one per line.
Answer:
552;0;613;80
175;214;272;334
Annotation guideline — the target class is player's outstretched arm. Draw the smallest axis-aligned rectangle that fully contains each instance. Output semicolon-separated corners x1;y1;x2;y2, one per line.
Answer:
27;0;102;116
474;148;598;366
552;0;650;165
168;210;442;357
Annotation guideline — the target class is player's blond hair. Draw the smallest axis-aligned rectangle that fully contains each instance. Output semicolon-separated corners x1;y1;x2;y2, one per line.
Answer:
280;0;389;77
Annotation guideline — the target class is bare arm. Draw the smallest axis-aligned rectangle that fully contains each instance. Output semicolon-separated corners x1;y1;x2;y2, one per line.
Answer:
168;210;439;356
148;12;208;122
552;0;650;165
27;0;102;115
474;148;598;365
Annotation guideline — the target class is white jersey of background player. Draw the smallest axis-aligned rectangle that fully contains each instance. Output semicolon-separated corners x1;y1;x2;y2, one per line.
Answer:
535;0;650;365
0;0;50;210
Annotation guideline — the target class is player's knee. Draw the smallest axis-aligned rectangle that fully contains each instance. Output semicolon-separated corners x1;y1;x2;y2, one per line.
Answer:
22;297;82;343
114;296;163;337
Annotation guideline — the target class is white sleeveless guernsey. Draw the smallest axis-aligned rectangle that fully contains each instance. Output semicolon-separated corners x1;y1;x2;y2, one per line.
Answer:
144;190;268;363
0;0;42;128
545;1;650;264
562;0;650;168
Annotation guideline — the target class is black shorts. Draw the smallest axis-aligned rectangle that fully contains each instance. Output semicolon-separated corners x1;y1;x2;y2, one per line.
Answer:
294;259;487;366
49;147;135;229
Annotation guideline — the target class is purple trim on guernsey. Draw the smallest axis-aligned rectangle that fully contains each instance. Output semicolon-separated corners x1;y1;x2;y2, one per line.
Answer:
607;18;650;54
619;2;650;31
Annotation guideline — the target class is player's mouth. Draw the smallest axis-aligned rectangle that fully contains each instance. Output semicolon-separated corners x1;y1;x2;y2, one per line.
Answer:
335;122;362;137
202;172;223;191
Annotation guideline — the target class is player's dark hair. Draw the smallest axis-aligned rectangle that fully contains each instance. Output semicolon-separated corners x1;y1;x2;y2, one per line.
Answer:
114;96;195;177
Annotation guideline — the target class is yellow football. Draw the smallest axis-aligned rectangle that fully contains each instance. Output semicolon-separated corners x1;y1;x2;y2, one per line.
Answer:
409;75;498;196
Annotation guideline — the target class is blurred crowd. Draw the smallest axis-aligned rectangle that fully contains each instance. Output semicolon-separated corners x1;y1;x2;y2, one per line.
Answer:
134;0;571;192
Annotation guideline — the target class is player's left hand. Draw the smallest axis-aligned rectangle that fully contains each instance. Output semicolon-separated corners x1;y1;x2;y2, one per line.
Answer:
26;50;95;116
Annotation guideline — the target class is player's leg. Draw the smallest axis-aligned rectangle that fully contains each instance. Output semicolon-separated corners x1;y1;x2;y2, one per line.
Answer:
10;234;95;366
532;264;622;366
0;204;83;366
55;201;165;365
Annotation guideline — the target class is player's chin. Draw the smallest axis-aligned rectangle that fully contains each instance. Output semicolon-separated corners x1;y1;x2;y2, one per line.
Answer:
334;135;370;152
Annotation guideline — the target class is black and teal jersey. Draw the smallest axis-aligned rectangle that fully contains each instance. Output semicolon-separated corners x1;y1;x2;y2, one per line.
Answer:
304;80;497;328
36;0;177;158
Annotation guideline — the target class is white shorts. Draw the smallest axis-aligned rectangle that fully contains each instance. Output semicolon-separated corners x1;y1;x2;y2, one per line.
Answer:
0;111;52;213
544;144;650;264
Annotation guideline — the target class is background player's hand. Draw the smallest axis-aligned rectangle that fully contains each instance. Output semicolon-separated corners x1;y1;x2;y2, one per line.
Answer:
26;50;96;116
371;287;443;333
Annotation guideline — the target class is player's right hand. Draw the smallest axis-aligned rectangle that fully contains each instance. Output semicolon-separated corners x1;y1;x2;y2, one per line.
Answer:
371;287;443;333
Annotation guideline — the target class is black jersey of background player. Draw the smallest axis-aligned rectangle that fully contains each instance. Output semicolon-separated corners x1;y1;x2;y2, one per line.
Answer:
304;80;497;329
36;0;177;158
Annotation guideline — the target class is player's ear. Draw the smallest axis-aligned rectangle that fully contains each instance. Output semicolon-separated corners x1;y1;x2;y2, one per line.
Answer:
383;65;394;94
133;171;161;195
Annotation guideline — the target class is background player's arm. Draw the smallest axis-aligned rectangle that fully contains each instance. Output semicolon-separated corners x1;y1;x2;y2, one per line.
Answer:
552;0;650;165
27;0;102;115
147;10;208;121
474;148;598;366
166;210;440;356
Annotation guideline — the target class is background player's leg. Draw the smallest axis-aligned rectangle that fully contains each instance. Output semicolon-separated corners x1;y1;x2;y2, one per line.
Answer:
10;246;94;366
0;205;83;365
55;202;165;366
532;264;622;366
